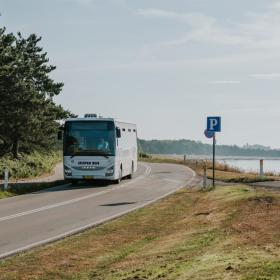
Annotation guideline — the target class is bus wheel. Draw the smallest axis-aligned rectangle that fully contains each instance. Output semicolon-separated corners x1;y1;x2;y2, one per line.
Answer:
127;162;134;179
115;167;122;184
71;179;78;185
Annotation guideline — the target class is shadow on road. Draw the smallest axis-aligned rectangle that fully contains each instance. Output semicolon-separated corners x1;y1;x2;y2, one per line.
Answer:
100;202;137;207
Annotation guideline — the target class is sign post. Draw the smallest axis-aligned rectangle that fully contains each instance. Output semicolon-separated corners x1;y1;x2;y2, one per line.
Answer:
203;164;207;188
206;116;221;187
212;133;216;187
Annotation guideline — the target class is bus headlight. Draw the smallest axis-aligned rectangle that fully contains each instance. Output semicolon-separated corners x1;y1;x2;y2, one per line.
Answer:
106;165;114;176
64;165;72;176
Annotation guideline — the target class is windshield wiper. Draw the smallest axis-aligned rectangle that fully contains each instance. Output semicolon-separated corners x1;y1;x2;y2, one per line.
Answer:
70;153;78;158
68;151;112;158
100;154;109;159
93;152;111;158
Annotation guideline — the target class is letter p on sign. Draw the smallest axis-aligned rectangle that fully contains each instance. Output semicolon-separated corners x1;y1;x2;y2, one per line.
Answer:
207;117;221;132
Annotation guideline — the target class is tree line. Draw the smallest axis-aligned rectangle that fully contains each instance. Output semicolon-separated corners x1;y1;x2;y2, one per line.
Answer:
138;139;280;157
0;27;72;158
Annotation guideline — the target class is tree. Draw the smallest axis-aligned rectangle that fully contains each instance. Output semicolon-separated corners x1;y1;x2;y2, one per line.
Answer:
0;28;72;158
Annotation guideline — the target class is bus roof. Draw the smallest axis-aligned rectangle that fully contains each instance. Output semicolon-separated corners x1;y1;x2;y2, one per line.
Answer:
65;117;114;122
65;117;136;126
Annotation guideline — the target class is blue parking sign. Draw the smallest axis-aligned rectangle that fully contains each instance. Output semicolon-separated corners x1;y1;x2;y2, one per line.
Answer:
207;117;221;132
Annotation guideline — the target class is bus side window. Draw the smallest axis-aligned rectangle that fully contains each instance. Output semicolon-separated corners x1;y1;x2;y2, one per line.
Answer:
116;127;121;138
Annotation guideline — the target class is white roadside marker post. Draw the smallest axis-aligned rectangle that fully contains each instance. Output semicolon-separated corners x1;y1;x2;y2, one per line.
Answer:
260;159;264;177
203;164;207;189
4;168;9;191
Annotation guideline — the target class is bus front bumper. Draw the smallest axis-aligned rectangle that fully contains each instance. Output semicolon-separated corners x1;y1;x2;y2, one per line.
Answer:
64;173;117;181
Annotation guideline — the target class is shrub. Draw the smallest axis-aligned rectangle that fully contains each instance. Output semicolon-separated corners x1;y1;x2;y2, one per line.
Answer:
0;151;61;180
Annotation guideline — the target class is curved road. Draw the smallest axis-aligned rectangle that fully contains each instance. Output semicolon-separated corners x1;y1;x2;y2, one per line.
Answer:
0;162;200;259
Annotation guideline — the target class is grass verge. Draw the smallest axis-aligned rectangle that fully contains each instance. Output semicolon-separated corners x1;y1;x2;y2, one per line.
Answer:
0;184;280;279
0;180;66;199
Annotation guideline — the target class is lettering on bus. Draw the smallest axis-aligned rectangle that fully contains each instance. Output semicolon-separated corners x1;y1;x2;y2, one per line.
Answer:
78;161;100;165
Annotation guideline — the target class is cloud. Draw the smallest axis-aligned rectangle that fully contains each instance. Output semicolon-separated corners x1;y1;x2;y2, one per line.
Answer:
61;0;125;6
57;0;96;4
137;9;250;48
137;9;254;48
137;9;216;26
208;80;241;84
159;27;251;47
137;5;280;51
249;73;280;80
63;0;93;3
136;9;185;20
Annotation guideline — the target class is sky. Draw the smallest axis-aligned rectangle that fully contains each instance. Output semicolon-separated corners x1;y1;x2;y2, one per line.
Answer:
1;0;280;148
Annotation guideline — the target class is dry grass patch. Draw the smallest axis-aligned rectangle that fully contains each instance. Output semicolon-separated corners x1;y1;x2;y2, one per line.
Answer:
1;185;280;279
207;169;280;183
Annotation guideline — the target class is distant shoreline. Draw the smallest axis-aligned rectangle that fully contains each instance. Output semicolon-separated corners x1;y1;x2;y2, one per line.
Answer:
151;154;280;161
139;139;280;159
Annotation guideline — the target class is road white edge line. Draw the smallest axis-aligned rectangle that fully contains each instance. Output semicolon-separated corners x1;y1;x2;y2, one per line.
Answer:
0;163;151;223
0;165;196;260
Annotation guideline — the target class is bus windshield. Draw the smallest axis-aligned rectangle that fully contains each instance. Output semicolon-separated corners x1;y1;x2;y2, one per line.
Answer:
64;121;116;157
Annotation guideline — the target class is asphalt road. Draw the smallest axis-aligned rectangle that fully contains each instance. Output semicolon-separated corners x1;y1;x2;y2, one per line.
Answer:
0;162;200;259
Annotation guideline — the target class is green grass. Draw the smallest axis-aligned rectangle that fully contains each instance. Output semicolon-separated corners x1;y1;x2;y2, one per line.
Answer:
1;185;280;279
0;191;15;199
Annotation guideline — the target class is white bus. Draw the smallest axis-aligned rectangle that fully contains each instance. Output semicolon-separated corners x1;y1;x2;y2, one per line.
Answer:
61;114;138;184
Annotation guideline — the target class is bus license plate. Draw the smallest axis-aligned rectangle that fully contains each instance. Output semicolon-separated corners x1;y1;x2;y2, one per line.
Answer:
84;176;93;179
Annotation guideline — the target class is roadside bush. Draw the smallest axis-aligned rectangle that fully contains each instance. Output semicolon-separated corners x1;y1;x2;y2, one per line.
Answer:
0;151;61;180
138;153;151;159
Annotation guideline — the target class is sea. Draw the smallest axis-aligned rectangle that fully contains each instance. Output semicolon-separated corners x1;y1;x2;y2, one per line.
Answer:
217;158;280;174
158;154;280;174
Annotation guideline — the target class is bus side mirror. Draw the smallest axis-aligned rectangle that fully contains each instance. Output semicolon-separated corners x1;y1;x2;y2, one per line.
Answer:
57;131;63;140
116;128;121;138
